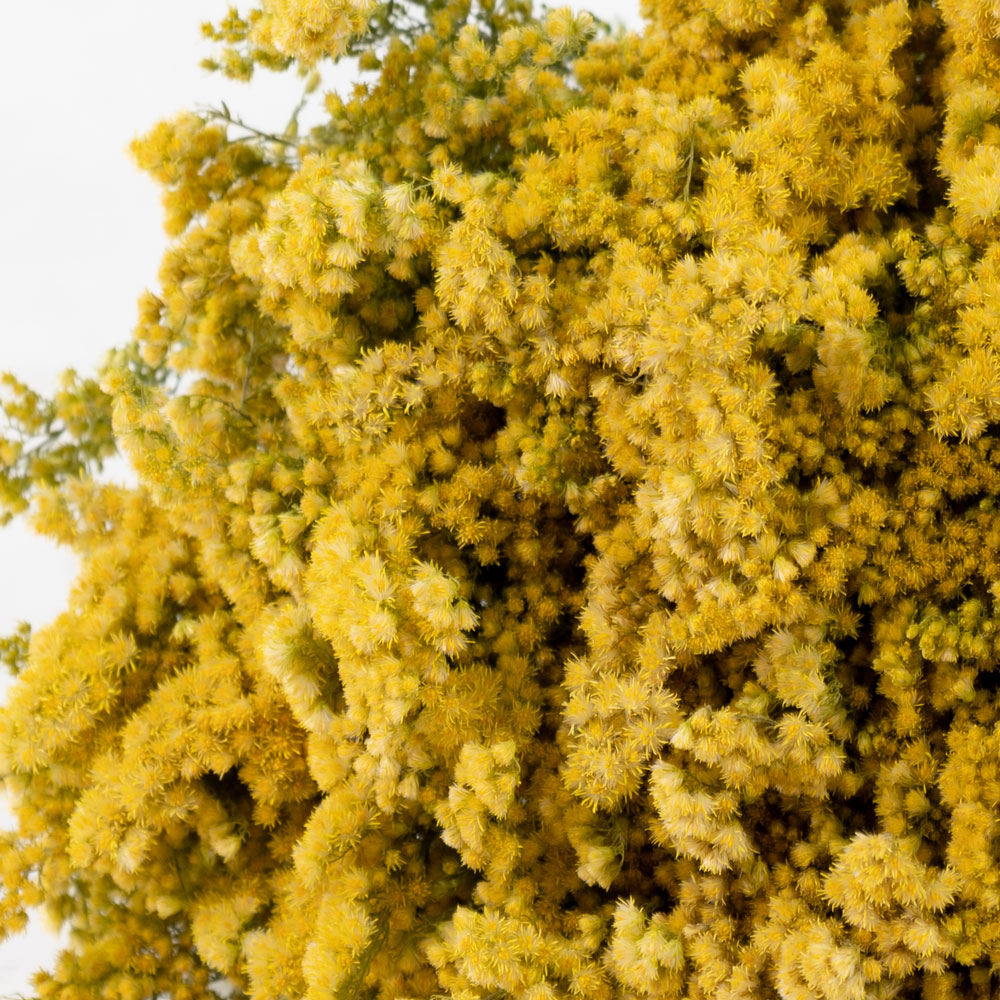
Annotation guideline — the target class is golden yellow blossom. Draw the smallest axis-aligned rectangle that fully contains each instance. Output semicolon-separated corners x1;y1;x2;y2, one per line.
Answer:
7;0;1000;997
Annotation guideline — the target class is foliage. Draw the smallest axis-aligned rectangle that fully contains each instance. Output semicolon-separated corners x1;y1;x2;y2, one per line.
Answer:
6;0;1000;997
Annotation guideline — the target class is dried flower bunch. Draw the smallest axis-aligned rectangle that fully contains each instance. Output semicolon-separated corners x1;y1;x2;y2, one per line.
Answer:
2;0;999;996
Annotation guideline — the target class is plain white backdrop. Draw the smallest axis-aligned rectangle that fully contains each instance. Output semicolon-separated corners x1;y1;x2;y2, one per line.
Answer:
0;0;641;992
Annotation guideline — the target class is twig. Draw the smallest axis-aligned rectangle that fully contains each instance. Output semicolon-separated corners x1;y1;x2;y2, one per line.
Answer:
284;76;314;139
202;102;298;148
185;393;255;426
240;328;256;409
684;138;696;202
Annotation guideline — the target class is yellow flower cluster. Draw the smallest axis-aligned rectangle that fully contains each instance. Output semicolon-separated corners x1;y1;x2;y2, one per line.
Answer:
8;0;1000;997
252;0;379;64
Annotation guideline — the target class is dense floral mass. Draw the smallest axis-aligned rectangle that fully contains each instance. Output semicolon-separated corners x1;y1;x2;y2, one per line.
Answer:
3;0;1000;996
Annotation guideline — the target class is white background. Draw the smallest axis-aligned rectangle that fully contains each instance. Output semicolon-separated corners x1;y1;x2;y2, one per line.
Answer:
0;0;640;993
